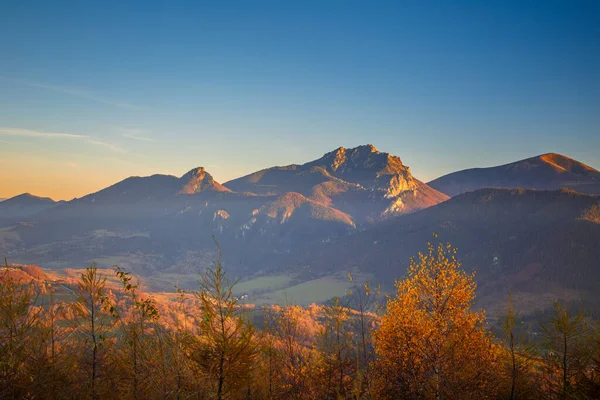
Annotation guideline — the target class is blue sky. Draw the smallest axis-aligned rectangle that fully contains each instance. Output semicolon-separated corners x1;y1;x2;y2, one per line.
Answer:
1;1;599;199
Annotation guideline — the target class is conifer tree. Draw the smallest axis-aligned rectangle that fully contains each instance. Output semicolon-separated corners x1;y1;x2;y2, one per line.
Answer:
72;263;114;399
0;260;42;399
500;292;539;399
540;302;593;399
193;241;257;400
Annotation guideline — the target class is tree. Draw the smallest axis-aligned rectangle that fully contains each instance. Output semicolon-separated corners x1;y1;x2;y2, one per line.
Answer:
192;241;257;400
373;240;501;399
540;302;593;399
500;293;538;400
72;263;114;399
317;297;356;399
0;260;42;399
347;273;380;399
111;266;160;399
259;300;322;399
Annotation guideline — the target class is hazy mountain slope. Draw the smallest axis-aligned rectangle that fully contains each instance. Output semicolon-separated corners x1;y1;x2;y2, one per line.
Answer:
1;167;356;275
225;144;448;221
304;188;600;314
0;193;58;218
429;153;600;197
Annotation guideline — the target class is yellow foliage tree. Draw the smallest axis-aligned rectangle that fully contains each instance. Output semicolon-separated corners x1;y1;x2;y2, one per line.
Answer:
373;240;501;399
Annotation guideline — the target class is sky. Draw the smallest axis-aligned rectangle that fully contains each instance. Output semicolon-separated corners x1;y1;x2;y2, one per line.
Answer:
1;1;599;200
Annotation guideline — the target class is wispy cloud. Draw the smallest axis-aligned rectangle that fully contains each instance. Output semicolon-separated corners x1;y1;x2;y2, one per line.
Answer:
65;161;78;168
0;76;141;110
87;139;126;153
0;127;126;153
0;127;85;139
118;127;156;142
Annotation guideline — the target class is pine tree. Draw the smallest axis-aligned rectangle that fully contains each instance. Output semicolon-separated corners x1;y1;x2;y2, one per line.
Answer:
540;302;593;399
192;241;257;400
72;263;114;399
501;292;538;399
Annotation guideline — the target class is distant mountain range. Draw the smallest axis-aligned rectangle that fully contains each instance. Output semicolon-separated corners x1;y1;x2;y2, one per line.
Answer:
0;145;447;274
429;153;600;197
1;146;599;313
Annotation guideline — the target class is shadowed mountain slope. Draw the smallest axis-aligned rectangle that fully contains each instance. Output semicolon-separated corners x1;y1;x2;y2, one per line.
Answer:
303;188;600;314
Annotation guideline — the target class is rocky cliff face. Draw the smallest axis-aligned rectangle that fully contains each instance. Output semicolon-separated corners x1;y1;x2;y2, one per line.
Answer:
178;167;232;194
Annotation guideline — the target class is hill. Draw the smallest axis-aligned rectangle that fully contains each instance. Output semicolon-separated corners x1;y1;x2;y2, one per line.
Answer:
429;153;600;197
0;193;58;219
302;188;600;315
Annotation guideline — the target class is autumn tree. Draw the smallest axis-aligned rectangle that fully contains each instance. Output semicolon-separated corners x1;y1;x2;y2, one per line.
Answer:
540;302;593;399
316;297;356;399
72;263;115;399
29;281;73;400
500;292;538;400
0;261;42;399
192;242;257;400
581;320;600;398
259;301;322;399
347;273;380;399
110;266;160;399
373;240;501;399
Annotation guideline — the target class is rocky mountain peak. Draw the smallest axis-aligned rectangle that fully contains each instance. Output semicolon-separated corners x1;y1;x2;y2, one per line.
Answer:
179;167;231;194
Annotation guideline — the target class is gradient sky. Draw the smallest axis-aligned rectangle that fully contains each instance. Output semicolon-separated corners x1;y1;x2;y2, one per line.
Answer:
1;1;599;200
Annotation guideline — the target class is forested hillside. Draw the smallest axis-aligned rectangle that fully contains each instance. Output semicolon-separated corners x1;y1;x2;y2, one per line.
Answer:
2;241;600;400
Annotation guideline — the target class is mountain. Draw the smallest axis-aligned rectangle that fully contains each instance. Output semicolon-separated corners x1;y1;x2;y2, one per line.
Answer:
178;167;232;194
225;144;448;222
0;193;58;219
0;165;357;275
72;167;230;206
302;188;600;315
1;146;444;278
429;153;600;197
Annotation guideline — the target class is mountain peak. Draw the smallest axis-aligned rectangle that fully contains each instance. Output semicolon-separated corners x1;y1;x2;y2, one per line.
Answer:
535;153;597;173
317;144;406;181
5;193;56;204
429;153;600;197
179;167;231;194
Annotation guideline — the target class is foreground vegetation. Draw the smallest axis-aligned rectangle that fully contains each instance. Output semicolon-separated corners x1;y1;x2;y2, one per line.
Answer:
1;240;600;399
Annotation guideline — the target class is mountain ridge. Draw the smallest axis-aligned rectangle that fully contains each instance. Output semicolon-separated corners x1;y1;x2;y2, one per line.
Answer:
225;144;449;221
429;153;600;197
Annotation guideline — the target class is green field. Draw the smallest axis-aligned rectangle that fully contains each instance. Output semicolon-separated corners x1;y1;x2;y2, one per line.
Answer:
254;276;354;305
234;275;293;294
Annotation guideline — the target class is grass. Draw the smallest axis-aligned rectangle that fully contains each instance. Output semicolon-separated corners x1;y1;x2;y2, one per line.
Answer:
234;275;293;294
255;276;354;305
